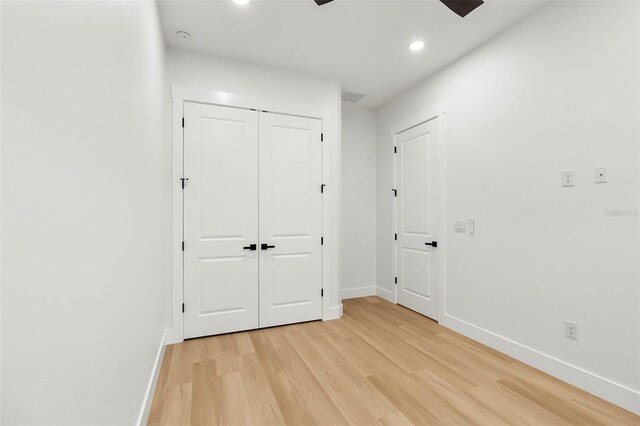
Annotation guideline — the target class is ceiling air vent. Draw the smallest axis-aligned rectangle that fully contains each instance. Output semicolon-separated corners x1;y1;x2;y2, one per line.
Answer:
341;90;365;103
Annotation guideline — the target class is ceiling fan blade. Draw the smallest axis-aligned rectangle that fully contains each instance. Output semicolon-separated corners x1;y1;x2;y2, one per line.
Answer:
314;0;334;5
440;0;484;17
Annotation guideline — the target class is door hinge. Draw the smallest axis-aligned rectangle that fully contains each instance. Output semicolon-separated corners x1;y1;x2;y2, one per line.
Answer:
394;233;397;241
321;184;326;193
181;241;184;251
182;117;184;128
181;177;189;189
392;189;397;197
395;277;398;284
321;133;324;142
321;289;324;297
182;303;185;313
394;146;397;154
321;237;324;245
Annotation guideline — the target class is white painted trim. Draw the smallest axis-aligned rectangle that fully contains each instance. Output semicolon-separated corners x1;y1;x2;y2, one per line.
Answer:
169;84;339;343
325;304;343;320
171;85;330;121
168;96;184;345
137;329;169;426
376;286;394;303
390;105;448;320
341;286;377;300
441;314;640;416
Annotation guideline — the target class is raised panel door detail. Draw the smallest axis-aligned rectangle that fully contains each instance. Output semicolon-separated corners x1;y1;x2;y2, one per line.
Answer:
272;127;313;236
183;102;259;338
199;257;247;315
401;248;431;299
198;118;249;240
396;118;439;320
259;113;322;328
271;253;313;307
401;134;431;236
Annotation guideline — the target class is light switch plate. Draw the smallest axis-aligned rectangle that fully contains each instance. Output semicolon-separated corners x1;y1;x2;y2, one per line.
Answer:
561;170;575;187
467;217;475;234
595;166;608;183
454;220;465;233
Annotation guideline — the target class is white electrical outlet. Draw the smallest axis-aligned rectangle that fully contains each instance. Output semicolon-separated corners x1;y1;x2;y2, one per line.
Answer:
561;170;575;187
595;166;608;183
454;220;465;233
565;320;578;340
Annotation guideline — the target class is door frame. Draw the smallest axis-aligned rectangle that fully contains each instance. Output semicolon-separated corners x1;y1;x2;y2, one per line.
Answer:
168;84;335;344
390;105;447;321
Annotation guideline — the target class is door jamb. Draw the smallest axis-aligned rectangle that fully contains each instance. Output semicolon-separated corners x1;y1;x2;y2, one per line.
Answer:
390;105;447;321
168;85;333;344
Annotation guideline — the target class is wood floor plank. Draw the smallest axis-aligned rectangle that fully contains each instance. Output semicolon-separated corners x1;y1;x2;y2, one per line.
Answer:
236;353;286;425
149;297;640;426
416;369;509;425
377;411;414;426
341;314;435;373
275;344;350;425
218;372;252;425
368;372;439;425
147;345;174;425
285;329;398;423
250;332;314;425
156;383;191;426
165;341;194;387
190;360;221;426
465;381;574;425
497;376;608;426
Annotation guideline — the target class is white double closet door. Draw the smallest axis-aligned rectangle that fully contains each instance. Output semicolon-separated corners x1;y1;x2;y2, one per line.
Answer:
183;102;323;339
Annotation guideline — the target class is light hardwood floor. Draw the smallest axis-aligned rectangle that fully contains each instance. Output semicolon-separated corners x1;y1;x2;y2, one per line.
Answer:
149;297;640;425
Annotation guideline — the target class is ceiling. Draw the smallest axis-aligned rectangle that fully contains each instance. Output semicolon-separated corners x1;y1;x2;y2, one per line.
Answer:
158;0;548;108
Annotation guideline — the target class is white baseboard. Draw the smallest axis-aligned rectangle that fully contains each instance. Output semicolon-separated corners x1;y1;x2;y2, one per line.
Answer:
440;314;640;416
137;329;169;426
341;285;376;299
325;303;343;320
165;327;182;345
376;285;394;303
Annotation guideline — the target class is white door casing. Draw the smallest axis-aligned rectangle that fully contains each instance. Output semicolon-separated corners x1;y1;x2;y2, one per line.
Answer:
183;102;260;338
170;85;338;344
259;112;323;327
395;118;440;320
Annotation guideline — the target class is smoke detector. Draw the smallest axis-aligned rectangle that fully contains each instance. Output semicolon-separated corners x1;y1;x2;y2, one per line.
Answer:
176;31;191;40
341;90;365;103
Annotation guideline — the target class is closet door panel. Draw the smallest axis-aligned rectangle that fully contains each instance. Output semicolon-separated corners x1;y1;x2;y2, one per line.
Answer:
183;102;259;338
259;113;323;327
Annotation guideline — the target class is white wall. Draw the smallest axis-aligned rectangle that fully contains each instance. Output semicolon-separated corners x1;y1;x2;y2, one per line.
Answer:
376;0;639;413
164;48;343;340
1;1;166;424
341;103;377;299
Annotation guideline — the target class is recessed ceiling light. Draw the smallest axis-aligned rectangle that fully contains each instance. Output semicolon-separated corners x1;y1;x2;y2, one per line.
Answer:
408;40;425;52
176;31;191;40
233;0;250;5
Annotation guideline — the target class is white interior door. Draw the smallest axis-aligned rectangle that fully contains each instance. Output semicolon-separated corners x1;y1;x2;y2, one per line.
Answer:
395;118;440;320
258;112;323;328
183;102;259;338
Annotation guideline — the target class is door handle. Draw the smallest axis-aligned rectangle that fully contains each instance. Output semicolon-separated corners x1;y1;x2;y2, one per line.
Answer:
243;244;257;251
261;243;276;250
425;241;438;248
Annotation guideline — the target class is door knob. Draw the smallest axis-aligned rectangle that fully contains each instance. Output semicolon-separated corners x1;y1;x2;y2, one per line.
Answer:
243;244;257;251
261;243;276;250
425;241;438;247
